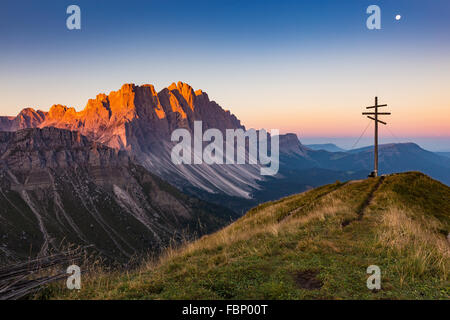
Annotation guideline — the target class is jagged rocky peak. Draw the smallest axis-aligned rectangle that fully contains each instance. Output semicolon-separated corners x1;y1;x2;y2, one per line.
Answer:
46;104;78;124
168;81;196;110
8;108;47;131
83;94;112;125
1;81;242;137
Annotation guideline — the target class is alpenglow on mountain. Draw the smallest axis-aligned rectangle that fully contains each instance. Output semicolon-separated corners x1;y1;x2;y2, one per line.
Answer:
0;82;264;199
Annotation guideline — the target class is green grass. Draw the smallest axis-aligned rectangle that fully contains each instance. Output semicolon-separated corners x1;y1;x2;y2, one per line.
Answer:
37;172;450;300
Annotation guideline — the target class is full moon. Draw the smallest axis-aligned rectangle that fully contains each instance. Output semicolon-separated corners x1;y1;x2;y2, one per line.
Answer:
395;14;401;20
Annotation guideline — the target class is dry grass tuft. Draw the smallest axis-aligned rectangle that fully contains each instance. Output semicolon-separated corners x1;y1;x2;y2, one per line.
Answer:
377;207;450;283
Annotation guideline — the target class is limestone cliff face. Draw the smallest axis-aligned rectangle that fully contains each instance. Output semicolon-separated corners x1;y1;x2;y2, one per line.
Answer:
0;127;128;174
0;127;235;262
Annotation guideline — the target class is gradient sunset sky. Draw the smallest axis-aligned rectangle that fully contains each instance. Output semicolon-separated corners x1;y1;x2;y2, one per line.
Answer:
1;0;449;150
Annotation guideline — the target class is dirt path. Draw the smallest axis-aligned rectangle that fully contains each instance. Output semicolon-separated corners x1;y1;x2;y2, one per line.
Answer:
342;176;385;227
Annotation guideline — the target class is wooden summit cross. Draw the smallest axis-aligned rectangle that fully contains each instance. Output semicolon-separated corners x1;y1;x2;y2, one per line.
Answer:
362;97;391;177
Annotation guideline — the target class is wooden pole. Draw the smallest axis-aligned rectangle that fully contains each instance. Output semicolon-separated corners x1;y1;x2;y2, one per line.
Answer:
374;97;378;177
362;97;390;178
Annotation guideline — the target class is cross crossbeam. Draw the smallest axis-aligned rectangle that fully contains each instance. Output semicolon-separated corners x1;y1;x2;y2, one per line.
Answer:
366;104;387;109
366;116;386;125
362;112;391;115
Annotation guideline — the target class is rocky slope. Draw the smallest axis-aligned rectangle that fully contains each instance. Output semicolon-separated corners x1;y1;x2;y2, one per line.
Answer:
0;127;236;263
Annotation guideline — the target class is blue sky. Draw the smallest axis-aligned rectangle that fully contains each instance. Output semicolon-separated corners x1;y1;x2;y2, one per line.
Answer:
1;0;449;150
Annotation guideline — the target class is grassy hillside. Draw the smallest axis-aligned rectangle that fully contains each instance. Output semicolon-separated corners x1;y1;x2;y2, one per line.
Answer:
40;172;449;300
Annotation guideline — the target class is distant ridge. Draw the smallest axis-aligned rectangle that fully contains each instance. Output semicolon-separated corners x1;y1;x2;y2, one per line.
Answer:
305;143;346;152
436;152;450;158
306;142;450;185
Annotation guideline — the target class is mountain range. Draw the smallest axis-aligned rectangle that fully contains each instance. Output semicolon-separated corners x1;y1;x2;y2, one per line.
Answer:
2;82;448;199
1;81;449;262
0;82;262;200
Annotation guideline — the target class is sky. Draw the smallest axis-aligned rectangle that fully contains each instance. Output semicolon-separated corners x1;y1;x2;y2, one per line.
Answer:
0;0;449;150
